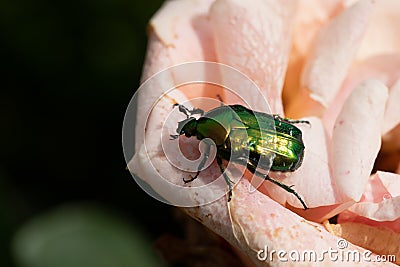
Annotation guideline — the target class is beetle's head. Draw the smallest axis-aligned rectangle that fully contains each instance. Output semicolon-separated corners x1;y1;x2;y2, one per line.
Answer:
177;117;197;137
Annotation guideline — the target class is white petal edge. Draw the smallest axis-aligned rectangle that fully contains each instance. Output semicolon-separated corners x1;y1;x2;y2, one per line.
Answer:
332;79;388;201
301;0;374;107
382;79;400;135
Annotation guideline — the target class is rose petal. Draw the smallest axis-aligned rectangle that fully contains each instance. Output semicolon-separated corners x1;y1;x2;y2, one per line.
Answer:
323;54;400;135
292;0;345;58
328;222;400;265
135;0;218;149
356;0;400;61
347;196;400;222
345;172;400;221
301;0;373;108
129;94;197;205
257;118;363;222
260;117;338;209
338;211;400;234
331;79;388;201
383;79;400;135
283;0;345;117
361;172;393;203
376;171;400;197
131;1;400;265
209;0;297;114
147;0;217;73
227;179;388;266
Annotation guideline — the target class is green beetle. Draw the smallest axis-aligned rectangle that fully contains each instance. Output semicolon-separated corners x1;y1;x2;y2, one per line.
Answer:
170;103;309;209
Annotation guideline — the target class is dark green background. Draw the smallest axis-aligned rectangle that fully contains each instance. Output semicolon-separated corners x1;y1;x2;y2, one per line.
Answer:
0;0;178;266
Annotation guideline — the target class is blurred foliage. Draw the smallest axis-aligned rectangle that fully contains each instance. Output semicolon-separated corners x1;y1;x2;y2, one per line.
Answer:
0;0;182;266
13;204;164;267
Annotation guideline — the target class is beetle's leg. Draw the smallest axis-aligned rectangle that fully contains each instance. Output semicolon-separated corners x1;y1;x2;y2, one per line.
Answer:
273;114;310;126
173;103;204;118
169;134;179;140
189;107;205;116
216;156;232;201
183;140;212;183
246;161;308;210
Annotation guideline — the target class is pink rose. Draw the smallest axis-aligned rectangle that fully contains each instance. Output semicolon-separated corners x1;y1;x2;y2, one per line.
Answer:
128;0;400;265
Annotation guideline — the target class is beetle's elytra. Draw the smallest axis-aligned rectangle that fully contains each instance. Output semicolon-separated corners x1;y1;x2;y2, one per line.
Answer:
171;103;309;210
